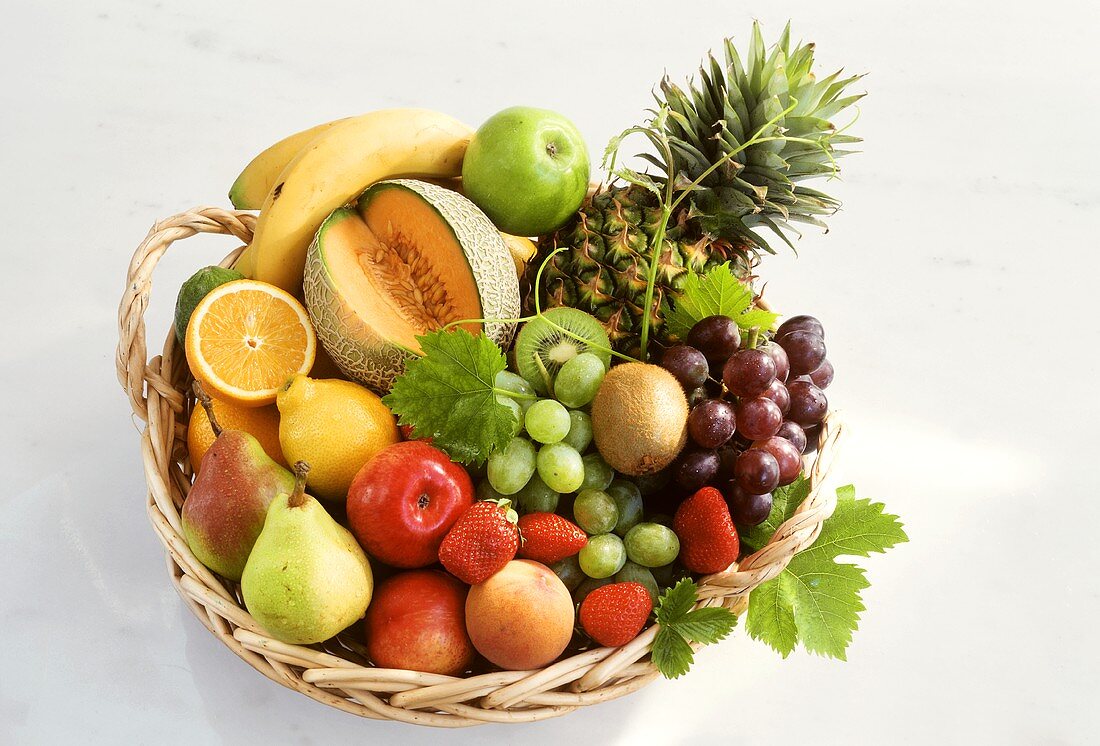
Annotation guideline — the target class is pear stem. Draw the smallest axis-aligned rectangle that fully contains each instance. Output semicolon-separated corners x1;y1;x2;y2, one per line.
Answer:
288;461;310;508
192;382;222;437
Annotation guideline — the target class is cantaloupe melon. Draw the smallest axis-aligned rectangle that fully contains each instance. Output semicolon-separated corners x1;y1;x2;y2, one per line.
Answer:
304;179;520;393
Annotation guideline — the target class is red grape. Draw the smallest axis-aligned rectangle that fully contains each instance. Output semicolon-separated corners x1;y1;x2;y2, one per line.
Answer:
734;397;783;440
687;386;709;408
687;315;741;362
752;436;803;485
780;330;826;376
775;420;808;454
777;314;824;340
674;450;721;492
760;378;790;415
726;484;773;526
762;340;790;383
809;359;834;389
716;445;740;480
788;380;828;426
734;449;780;494
688;399;736;449
722;349;777;397
661;345;709;389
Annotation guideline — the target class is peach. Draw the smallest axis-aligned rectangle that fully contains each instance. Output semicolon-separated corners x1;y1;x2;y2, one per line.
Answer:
465;560;574;670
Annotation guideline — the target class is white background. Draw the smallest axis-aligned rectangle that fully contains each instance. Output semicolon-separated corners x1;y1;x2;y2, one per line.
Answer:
2;1;1097;743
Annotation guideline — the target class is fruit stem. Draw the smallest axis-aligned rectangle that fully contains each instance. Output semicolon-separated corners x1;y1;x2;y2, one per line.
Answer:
192;382;222;437
288;461;310;508
746;328;760;350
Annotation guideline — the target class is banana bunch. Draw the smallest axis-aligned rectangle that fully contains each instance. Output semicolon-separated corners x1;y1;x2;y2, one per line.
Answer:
229;110;534;292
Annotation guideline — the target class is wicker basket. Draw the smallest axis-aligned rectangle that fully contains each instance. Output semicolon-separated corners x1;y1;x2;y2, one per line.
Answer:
116;206;845;727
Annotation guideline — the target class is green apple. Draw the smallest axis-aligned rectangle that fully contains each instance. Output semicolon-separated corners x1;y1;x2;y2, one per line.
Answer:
462;106;590;236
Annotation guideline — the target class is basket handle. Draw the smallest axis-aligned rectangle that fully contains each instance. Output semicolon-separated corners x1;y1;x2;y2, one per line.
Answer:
116;207;256;422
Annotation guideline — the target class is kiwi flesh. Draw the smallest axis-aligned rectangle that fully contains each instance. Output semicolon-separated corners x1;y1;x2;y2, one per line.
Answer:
514;308;611;394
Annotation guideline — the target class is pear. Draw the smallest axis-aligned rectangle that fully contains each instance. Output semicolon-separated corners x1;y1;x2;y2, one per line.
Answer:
182;385;294;581
242;462;374;644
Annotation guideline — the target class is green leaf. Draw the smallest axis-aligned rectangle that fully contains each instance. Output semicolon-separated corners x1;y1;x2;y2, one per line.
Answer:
655;578;698;626
651;579;738;679
381;328;516;466
652;625;694;679
745;480;908;660
674;607;738;644
665;262;779;339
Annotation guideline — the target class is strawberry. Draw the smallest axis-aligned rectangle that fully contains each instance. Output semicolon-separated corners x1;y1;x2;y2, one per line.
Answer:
673;486;740;574
438;499;519;584
579;582;653;647
516;513;588;564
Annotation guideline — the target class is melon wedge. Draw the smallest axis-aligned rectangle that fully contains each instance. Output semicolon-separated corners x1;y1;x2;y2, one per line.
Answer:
304;179;520;393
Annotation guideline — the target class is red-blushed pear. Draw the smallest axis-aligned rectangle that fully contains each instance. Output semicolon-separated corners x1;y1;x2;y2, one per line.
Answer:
181;384;294;581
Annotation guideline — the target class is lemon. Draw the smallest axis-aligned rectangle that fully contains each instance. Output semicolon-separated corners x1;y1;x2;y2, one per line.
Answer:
276;374;399;501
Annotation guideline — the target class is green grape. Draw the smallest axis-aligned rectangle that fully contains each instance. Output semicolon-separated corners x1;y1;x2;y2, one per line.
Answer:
578;533;627;579
573;576;613;606
573;489;618;534
607;479;644;537
525;399;571;444
623;522;680;567
496;370;537;414
514;473;560;514
551;555;586;592
536;442;585;493
496;395;524;436
562;410;593;452
554;352;606;408
614;561;659;604
580;453;614;491
487;436;537;495
477;480;508;502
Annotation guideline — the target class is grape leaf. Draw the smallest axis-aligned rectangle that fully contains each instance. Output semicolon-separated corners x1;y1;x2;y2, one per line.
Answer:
650;579;738;679
745;480;908;660
665;262;779;338
381;328;517;466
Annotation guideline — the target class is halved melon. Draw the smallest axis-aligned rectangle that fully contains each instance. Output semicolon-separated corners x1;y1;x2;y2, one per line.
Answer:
304;179;520;393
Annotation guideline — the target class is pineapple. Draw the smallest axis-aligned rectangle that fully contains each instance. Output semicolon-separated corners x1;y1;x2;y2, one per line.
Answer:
528;23;863;355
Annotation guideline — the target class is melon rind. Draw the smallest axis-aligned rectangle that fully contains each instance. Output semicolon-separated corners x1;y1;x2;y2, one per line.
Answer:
304;178;520;394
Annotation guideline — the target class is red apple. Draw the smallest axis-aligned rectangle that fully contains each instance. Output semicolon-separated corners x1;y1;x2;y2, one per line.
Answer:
365;570;474;676
347;441;473;567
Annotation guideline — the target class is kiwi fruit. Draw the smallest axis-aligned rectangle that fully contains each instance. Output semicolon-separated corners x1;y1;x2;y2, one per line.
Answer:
591;363;688;476
514;308;611;394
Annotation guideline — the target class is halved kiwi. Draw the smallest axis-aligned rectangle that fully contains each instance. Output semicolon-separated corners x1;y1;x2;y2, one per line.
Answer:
514;308;611;394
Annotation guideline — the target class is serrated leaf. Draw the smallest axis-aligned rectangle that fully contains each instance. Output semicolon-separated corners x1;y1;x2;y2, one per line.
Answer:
674;607;738;644
655;578;698;625
381;328;515;466
745;572;799;657
666;263;779;339
652;625;694;679
746;480;908;660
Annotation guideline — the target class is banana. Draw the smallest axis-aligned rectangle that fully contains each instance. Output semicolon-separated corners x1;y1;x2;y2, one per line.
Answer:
228;118;348;210
501;233;537;278
235;109;473;293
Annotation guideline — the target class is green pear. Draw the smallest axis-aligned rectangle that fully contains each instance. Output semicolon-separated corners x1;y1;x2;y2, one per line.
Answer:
182;387;294;581
242;463;374;644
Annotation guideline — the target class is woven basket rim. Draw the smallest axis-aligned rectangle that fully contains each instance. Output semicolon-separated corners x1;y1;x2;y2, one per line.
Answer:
116;206;844;727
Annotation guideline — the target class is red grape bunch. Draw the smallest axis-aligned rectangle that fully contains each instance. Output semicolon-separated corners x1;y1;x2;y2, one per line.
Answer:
659;314;833;527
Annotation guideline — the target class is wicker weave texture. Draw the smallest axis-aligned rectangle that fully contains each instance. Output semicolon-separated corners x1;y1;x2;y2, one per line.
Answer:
116;207;844;727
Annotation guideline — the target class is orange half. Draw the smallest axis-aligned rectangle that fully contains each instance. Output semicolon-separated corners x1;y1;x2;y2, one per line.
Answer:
185;279;316;406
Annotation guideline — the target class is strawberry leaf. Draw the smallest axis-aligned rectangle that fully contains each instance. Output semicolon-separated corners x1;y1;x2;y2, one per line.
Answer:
652;625;694;679
651;579;738;679
382;328;517;466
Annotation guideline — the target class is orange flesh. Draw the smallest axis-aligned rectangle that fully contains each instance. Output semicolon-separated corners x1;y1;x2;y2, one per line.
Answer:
195;288;312;391
322;188;483;353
